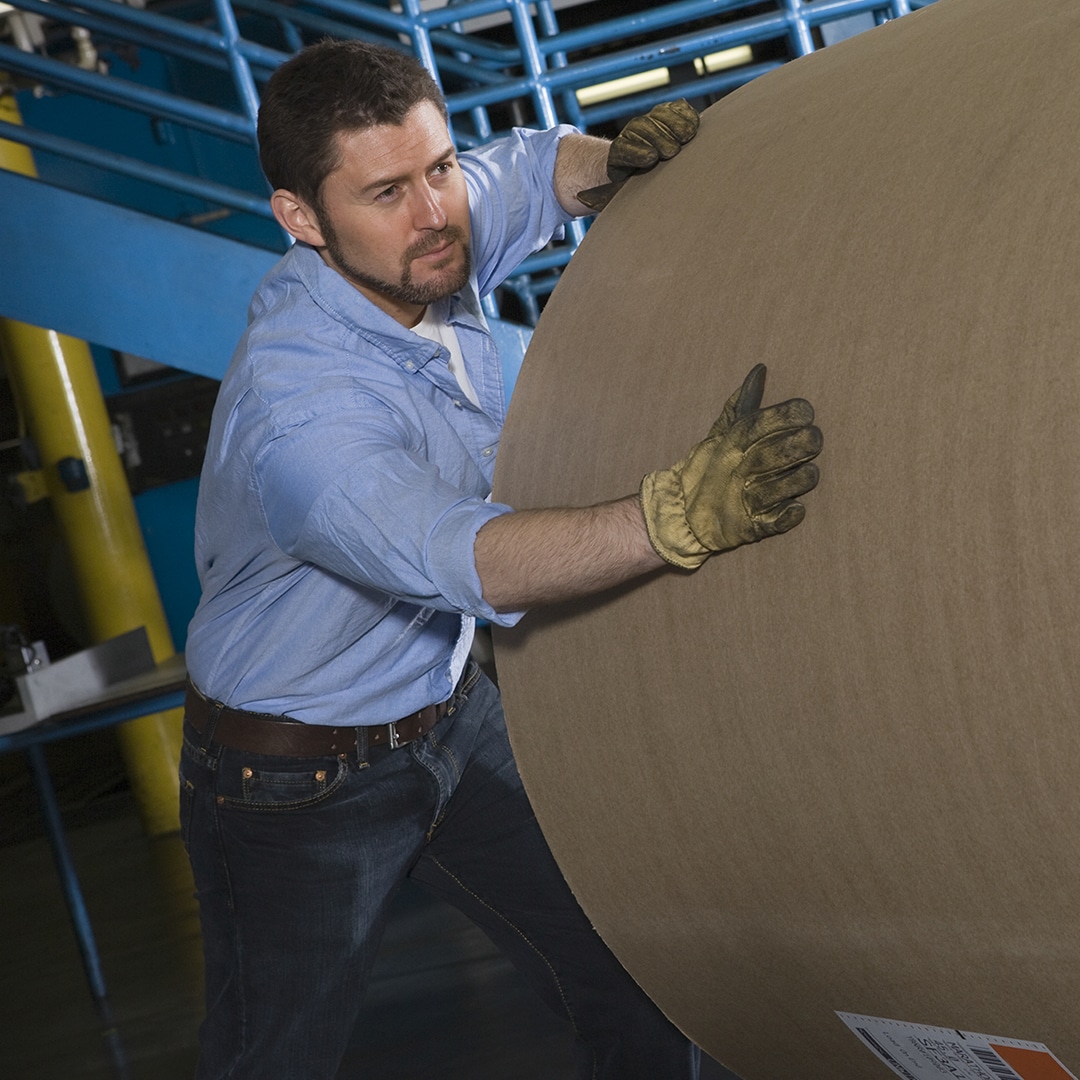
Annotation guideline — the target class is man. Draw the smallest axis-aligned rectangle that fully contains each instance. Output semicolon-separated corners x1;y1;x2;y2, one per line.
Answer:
180;37;822;1080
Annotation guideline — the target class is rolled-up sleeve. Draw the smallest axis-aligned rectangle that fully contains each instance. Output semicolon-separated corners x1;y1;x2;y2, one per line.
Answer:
253;390;522;626
463;125;578;297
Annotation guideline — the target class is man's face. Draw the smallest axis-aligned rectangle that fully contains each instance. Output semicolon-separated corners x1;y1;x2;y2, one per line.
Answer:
288;100;472;326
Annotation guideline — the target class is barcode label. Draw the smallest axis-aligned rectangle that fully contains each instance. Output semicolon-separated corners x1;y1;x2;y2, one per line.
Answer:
836;1013;1079;1080
970;1047;1023;1080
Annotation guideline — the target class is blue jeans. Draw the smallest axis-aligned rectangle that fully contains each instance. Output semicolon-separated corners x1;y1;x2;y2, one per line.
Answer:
179;663;700;1079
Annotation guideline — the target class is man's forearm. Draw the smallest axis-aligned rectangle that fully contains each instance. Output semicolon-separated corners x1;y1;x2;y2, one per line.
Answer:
553;132;612;215
475;495;666;612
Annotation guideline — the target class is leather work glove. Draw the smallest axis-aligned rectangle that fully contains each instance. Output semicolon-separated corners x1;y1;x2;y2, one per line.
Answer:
640;364;823;569
577;99;700;212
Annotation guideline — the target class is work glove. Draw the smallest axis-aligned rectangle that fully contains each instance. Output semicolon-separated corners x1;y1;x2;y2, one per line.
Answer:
640;364;823;569
577;99;700;212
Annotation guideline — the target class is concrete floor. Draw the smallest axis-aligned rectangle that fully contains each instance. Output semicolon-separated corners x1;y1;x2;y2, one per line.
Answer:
0;745;740;1080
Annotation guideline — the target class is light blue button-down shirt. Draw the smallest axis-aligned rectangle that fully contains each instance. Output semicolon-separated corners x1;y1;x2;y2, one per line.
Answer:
186;124;576;725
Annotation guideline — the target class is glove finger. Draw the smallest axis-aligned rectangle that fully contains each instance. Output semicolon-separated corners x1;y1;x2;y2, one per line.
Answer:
752;499;807;537
727;398;816;450
607;116;683;175
742;462;821;515
706;364;767;439
734;363;766;418
639;115;685;159
608;102;701;181
637;103;700;154
651;99;700;143
739;423;823;476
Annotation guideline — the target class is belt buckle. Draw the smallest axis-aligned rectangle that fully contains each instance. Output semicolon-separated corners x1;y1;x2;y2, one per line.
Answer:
387;719;403;750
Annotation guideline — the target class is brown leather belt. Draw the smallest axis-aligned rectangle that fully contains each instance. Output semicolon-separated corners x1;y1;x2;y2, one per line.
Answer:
184;681;450;756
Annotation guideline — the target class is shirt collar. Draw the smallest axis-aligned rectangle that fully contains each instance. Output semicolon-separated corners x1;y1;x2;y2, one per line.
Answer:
284;242;488;373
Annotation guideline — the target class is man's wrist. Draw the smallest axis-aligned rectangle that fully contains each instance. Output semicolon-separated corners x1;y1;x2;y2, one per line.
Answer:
555;132;614;215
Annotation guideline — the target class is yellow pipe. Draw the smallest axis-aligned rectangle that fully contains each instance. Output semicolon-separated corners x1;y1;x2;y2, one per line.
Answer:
0;90;35;174
0;88;182;836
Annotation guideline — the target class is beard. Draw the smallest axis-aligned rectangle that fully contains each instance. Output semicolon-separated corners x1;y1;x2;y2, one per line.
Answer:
319;216;472;307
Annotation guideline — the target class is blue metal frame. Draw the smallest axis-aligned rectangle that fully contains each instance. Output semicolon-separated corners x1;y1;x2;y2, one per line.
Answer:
0;0;939;320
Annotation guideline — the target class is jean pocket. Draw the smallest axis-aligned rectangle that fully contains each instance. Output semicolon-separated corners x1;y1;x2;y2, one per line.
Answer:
217;750;350;812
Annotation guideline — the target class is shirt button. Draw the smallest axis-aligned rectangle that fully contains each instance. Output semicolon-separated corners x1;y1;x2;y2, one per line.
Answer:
453;399;463;408
482;447;494;457
405;361;416;371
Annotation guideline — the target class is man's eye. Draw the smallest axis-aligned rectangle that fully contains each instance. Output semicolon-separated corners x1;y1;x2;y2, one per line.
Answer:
375;185;399;201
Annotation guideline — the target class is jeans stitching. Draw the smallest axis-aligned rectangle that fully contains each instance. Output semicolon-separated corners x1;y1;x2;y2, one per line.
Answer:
447;660;482;717
428;734;460;783
426;854;587;1048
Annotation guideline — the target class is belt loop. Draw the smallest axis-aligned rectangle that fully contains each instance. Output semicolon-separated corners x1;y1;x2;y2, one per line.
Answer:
200;699;225;751
355;725;369;765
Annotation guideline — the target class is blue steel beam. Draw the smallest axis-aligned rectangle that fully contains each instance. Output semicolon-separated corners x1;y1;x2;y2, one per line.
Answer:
0;169;277;379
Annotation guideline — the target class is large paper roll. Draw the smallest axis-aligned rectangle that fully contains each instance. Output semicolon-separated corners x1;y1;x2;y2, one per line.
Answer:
492;1;1080;1077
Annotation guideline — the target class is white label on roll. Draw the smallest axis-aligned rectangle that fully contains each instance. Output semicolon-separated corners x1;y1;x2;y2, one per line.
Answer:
836;1013;1077;1080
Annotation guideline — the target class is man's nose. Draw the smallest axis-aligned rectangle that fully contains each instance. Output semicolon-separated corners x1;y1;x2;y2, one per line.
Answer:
413;183;447;230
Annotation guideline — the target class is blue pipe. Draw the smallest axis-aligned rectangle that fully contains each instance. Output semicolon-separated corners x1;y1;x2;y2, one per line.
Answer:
531;0;755;57
442;5;497;143
577;61;785;127
271;0;411;35
440;15;779;119
508;0;558;130
210;0;263;130
409;0;534;30
26;743;134;1080
524;0;913;61
0;42;255;141
0;118;274;218
7;0;242;77
220;0;396;57
6;0;287;74
535;16;802;89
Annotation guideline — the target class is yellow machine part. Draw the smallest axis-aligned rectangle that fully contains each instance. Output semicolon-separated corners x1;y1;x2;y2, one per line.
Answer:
0;89;182;837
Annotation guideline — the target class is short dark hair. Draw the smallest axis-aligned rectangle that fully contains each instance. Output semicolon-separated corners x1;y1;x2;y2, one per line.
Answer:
257;38;448;213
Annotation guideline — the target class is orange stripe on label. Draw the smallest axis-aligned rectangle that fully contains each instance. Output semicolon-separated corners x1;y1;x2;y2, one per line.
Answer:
990;1045;1078;1080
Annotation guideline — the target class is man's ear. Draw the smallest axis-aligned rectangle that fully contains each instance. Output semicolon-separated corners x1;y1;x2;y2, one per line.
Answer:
271;189;326;247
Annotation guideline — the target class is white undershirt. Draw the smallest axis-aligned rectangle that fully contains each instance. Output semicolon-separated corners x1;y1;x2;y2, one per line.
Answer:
411;300;481;679
412;300;480;408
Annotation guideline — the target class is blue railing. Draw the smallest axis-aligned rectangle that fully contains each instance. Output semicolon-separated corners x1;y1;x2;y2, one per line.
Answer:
0;0;936;321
